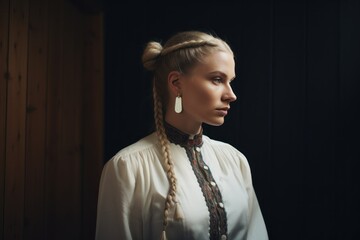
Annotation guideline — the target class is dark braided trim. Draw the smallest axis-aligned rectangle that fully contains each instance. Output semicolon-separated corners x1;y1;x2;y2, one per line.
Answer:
184;147;228;240
164;121;203;147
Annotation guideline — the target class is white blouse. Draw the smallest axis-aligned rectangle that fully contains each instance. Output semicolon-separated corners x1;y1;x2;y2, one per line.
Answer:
96;130;268;240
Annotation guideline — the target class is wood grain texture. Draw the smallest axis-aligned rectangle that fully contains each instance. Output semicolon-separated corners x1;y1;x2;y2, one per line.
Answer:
45;0;64;238
24;0;48;238
0;0;10;238
4;0;29;239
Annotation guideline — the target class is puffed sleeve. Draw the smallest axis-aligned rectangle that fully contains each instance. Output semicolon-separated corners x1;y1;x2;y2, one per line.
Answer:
238;152;268;240
95;155;140;240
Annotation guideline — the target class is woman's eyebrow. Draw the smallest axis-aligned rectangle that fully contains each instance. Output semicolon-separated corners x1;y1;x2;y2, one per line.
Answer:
207;71;235;81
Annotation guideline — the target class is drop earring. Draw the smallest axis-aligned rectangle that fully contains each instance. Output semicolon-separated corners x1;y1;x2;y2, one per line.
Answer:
175;94;182;113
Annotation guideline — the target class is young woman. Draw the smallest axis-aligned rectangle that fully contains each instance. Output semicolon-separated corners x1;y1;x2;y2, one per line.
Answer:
96;30;268;240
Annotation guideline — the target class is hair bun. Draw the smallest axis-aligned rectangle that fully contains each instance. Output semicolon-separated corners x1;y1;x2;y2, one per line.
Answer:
142;41;163;71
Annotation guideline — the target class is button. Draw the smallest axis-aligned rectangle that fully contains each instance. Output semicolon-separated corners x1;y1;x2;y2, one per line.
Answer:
195;147;201;152
218;202;224;208
210;181;216;187
221;235;227;240
203;165;209;170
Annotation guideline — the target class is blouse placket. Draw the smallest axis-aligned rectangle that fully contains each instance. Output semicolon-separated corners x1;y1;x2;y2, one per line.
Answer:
165;123;228;240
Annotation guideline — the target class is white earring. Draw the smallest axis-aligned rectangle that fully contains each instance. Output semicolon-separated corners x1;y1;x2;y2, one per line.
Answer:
175;95;182;113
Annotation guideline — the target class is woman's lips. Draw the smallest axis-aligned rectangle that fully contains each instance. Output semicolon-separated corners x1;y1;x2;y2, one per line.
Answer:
216;107;229;116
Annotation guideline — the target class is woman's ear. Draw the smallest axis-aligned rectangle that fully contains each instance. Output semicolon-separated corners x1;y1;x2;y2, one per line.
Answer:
167;71;182;95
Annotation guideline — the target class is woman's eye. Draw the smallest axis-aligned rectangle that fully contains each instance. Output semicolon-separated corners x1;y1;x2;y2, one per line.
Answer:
212;77;222;84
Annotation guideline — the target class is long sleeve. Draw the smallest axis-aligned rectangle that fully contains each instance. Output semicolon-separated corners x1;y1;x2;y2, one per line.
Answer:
95;156;138;240
238;151;268;240
246;191;268;239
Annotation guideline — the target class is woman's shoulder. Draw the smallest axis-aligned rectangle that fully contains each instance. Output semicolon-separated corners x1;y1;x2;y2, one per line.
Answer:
203;135;244;156
202;135;250;171
106;132;159;165
116;132;158;156
203;135;252;180
100;132;162;186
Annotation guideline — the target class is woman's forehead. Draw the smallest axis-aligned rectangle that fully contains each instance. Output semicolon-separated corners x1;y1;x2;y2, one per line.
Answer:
190;51;235;76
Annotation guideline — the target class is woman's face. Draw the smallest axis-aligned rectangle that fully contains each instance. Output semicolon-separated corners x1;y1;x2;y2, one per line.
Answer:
180;50;237;127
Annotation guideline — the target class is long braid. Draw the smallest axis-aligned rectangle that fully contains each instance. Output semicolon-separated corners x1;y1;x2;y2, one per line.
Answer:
152;80;183;239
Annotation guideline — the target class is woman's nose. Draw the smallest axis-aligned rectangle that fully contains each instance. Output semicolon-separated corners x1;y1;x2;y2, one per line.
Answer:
222;85;237;102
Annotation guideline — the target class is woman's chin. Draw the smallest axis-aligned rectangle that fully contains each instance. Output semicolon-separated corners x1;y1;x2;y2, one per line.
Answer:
205;118;225;126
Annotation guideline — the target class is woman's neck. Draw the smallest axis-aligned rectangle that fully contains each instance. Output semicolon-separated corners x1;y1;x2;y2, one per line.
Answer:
165;112;202;136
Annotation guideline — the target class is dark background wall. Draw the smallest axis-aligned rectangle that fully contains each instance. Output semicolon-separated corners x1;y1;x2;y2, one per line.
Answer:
103;0;360;239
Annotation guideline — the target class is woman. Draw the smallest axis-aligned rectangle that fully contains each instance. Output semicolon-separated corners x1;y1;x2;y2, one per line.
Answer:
96;30;268;240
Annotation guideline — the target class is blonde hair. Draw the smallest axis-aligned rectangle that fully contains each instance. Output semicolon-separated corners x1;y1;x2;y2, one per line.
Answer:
141;30;233;239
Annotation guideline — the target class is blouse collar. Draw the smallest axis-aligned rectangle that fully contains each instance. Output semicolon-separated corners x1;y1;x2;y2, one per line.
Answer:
164;121;203;148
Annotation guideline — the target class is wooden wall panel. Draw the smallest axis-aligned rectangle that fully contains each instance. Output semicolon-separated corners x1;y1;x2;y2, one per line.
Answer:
4;0;29;239
45;0;65;238
49;1;83;238
0;0;9;238
24;0;48;238
1;0;103;239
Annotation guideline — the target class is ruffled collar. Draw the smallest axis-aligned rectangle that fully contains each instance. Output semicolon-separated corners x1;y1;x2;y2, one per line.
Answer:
164;122;203;148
